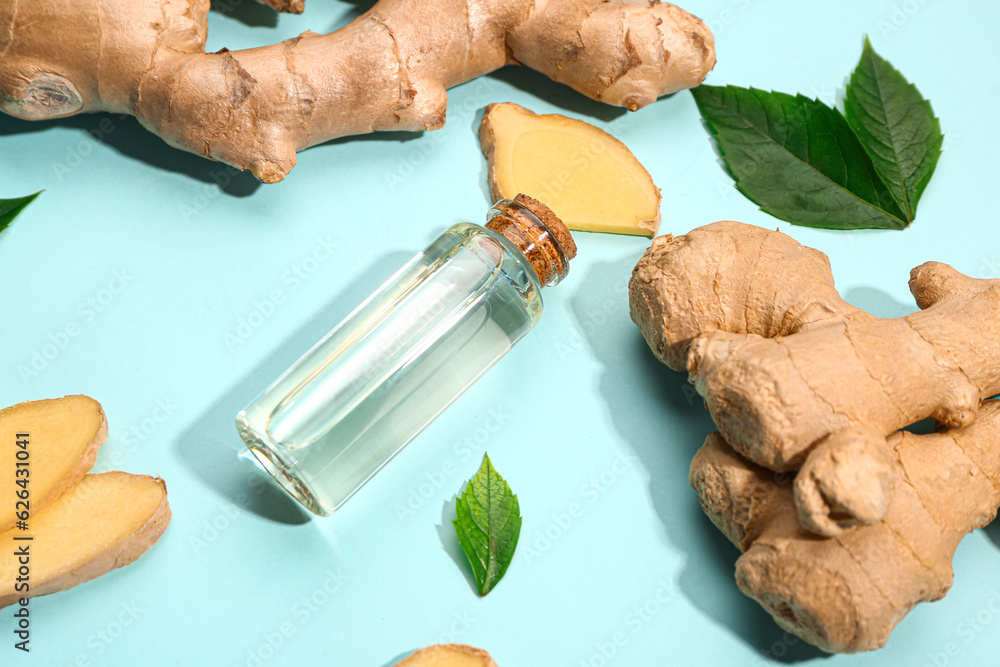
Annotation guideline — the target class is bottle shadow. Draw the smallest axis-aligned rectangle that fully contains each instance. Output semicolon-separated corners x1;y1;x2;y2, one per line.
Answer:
569;256;826;663
173;250;412;524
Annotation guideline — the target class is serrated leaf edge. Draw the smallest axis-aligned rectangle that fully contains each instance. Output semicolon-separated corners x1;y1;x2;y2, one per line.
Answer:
453;453;521;597
844;37;943;222
691;85;909;230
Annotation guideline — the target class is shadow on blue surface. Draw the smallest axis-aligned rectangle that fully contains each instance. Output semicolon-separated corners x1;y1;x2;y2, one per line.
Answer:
211;0;279;27
0;35;635;195
569;256;827;663
174;250;412;524
437;494;478;595
0;112;262;197
843;285;916;319
379;650;413;667
486;66;632;123
207;0;379;33
984;518;1000;552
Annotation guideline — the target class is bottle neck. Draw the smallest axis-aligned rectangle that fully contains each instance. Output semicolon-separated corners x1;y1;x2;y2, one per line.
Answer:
486;195;577;288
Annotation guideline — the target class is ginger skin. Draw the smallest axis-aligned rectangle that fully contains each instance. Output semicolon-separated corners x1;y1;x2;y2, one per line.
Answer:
258;0;305;13
630;221;1000;535
793;425;894;536
0;472;170;608
690;401;1000;653
0;0;715;183
394;644;497;667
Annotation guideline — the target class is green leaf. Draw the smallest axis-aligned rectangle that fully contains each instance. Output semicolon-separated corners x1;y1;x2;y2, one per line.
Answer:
844;37;943;220
453;453;521;596
691;85;908;230
0;191;43;235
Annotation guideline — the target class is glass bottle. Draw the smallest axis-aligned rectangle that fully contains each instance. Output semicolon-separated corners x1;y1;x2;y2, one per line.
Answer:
236;195;576;516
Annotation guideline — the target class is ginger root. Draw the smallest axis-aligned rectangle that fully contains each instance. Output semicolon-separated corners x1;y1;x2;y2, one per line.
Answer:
690;400;1000;653
480;102;661;236
257;0;304;13
630;221;1000;535
394;644;498;667
793;425;894;536
0;395;106;532
630;220;1000;651
0;0;715;183
0;472;170;607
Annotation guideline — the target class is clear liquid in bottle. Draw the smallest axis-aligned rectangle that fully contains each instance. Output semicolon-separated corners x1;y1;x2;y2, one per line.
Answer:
236;197;574;515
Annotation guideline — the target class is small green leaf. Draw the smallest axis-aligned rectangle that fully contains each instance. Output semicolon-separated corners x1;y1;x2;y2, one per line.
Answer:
453;453;521;596
691;85;908;230
0;191;43;235
845;38;943;221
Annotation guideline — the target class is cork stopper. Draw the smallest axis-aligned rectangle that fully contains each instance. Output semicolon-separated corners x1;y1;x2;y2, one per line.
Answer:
486;194;576;287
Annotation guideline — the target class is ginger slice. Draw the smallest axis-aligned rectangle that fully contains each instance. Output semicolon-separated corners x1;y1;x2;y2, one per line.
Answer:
0;395;107;532
480;102;661;237
0;472;170;607
394;644;498;667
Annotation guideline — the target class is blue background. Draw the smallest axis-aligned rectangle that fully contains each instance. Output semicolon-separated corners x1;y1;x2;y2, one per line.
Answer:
2;1;998;665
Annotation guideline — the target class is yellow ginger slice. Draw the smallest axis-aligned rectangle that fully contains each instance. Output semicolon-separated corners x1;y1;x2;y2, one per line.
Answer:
0;472;170;607
0;395;107;532
394;644;498;667
480;102;661;237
